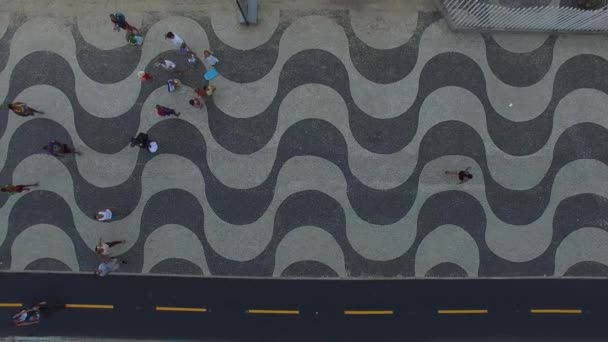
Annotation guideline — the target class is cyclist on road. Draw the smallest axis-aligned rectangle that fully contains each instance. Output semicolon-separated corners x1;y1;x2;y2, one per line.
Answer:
12;301;47;326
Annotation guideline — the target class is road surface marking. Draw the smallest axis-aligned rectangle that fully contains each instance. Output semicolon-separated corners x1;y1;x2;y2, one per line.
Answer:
65;304;114;309
246;309;299;315
438;309;488;315
530;309;582;314
344;310;394;315
156;306;207;313
0;303;22;307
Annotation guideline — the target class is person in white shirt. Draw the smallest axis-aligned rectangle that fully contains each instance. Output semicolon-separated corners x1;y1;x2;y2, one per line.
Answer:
156;58;176;71
148;141;158;153
165;31;187;49
187;52;197;65
95;208;113;222
203;50;219;66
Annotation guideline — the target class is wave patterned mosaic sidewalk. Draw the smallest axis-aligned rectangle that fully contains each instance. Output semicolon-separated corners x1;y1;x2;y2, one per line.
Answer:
0;8;608;278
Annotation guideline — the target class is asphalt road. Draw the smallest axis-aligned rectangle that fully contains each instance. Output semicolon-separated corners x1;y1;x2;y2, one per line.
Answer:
1;273;608;341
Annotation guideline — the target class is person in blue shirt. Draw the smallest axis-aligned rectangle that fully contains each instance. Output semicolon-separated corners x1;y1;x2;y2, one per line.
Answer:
109;12;139;34
95;259;127;277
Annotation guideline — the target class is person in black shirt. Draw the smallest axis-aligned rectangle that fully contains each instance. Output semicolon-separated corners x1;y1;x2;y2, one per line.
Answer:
445;167;473;184
130;133;158;153
130;132;150;149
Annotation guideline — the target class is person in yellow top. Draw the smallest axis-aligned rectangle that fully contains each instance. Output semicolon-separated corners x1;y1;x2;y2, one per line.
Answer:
7;102;44;116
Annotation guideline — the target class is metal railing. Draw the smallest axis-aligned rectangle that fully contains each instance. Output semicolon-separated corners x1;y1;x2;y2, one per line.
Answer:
439;0;608;33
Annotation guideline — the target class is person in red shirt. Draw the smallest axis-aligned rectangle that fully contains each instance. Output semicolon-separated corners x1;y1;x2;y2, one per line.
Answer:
155;104;180;117
194;85;216;98
137;71;152;81
1;183;39;194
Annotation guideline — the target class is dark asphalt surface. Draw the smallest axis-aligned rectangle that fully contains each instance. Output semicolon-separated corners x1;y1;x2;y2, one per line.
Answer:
1;273;608;341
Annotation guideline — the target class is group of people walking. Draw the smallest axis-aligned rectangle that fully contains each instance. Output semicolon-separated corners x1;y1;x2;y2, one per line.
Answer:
116;12;220;153
3;11;476;279
2;11;228;276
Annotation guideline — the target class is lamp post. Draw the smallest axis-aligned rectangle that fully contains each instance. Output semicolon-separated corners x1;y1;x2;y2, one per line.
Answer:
235;0;250;26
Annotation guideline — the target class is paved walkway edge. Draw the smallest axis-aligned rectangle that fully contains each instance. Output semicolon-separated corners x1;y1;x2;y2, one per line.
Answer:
1;269;608;280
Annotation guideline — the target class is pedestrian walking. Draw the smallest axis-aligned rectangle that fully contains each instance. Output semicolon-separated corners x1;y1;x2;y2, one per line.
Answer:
165;32;194;57
126;32;144;46
1;183;38;194
156;104;180;117
165;31;191;54
203;50;219;66
130;132;159;153
445;167;473;184
155;58;176;71
95;238;126;257
137;70;152;82
110;12;139;34
8;102;44;116
130;132;150;148
195;85;216;98
95;208;114;222
189;98;203;109
94;258;126;277
187;52;197;65
167;78;181;93
43;140;80;157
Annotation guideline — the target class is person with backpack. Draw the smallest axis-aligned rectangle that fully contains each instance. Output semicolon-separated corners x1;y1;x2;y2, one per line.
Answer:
110;12;139;34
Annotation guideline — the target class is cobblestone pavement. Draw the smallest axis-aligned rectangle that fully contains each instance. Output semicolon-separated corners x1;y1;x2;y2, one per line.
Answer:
1;0;608;278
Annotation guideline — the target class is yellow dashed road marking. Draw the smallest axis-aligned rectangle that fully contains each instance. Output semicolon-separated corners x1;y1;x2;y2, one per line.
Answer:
530;309;582;314
344;310;394;315
65;304;114;309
